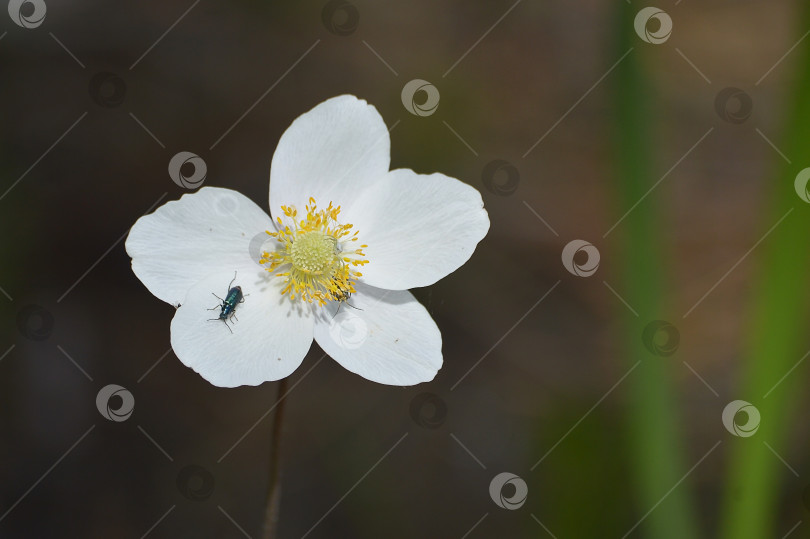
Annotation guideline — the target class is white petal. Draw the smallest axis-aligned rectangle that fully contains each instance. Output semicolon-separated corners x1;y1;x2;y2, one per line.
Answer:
170;270;314;387
268;95;390;218
345;169;489;290
313;284;442;386
125;187;275;306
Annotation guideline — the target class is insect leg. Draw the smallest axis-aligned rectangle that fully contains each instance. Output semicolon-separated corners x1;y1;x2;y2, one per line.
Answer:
227;271;237;293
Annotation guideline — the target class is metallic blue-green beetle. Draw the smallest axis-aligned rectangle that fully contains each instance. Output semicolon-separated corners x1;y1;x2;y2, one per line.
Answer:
208;272;245;333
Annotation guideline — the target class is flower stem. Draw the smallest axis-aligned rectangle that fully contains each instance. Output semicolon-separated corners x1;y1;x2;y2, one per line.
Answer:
262;377;288;539
720;4;810;537
609;3;700;537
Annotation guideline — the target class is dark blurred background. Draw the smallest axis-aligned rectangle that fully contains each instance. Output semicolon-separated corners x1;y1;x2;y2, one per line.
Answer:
2;0;810;537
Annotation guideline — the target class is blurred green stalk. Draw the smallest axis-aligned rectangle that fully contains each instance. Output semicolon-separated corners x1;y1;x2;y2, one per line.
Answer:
610;3;700;537
720;3;810;538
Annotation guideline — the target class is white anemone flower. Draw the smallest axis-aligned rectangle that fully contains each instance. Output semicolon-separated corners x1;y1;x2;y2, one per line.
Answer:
125;95;489;387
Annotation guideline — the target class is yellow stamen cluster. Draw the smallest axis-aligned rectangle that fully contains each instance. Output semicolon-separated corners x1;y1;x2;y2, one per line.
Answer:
260;198;368;305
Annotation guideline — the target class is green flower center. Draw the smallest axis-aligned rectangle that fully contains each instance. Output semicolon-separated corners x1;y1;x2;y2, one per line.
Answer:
260;198;369;305
290;231;336;274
